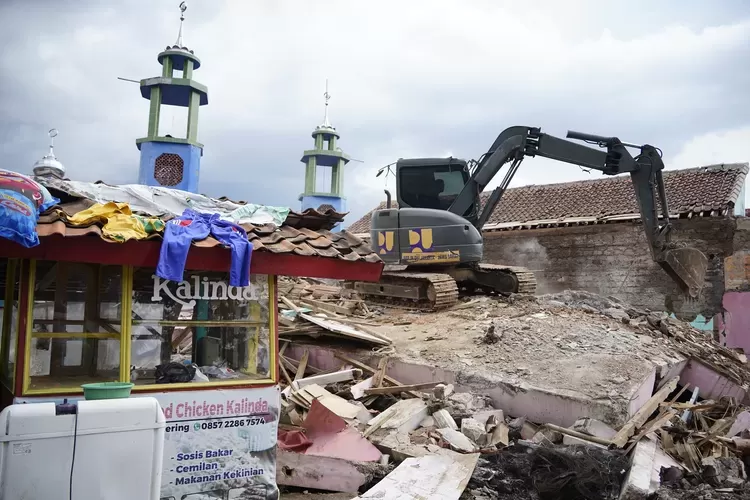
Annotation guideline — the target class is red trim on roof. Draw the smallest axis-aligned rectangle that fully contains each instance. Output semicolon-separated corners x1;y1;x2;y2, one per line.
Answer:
0;235;383;282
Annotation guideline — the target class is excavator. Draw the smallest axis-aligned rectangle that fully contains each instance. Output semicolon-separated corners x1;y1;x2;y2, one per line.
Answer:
352;126;709;310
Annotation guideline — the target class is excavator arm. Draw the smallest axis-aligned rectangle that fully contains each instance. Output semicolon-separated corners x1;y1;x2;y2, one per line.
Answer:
448;126;708;297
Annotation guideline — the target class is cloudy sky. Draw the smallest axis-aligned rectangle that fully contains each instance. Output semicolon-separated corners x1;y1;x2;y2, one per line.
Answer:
1;0;749;227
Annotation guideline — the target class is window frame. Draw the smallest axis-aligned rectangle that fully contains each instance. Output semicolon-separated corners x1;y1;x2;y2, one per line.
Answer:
0;258;20;390
21;259;278;396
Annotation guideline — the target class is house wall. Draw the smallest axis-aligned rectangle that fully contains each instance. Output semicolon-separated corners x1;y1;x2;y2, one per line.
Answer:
483;218;737;319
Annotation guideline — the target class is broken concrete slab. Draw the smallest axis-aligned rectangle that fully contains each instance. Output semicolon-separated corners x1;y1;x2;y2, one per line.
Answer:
619;438;682;499
437;427;477;453
461;418;486;445
433;409;458;430
563;417;617;446
701;457;747;488
531;428;563;445
364;398;428;438
277;450;387;493
351;453;479;500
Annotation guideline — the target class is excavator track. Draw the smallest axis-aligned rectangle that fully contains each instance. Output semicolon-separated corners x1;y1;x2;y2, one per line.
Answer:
355;272;459;311
353;264;536;311
476;264;538;295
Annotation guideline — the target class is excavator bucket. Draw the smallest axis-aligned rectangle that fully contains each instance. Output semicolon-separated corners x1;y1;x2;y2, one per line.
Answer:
659;247;709;298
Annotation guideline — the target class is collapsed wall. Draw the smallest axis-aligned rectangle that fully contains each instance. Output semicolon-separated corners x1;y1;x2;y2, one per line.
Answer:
483;218;737;320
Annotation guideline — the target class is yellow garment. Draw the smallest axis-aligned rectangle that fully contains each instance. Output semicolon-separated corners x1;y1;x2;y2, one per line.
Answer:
68;202;165;243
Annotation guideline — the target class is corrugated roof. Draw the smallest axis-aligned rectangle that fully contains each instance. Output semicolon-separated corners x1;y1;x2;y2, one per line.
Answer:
33;184;378;264
348;163;749;234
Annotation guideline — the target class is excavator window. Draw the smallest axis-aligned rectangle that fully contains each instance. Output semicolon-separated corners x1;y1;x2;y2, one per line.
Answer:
398;164;468;211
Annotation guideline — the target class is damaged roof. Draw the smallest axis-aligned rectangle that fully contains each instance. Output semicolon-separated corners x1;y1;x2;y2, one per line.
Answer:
35;179;379;263
348;163;749;234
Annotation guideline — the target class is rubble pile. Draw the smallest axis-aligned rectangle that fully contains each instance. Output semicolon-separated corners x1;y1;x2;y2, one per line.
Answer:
274;281;750;499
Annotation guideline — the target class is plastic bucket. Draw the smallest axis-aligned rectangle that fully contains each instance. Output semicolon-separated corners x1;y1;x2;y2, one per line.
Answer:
81;382;134;400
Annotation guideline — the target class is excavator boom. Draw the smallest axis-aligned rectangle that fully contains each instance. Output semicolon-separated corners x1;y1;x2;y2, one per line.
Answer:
356;125;708;311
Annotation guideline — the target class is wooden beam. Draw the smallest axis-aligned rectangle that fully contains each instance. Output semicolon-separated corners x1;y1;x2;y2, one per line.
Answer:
333;353;419;398
294;350;309;381
611;376;679;448
365;381;444;395
372;357;388;388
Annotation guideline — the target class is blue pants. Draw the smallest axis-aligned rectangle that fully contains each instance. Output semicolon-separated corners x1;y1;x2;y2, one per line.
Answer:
156;209;251;287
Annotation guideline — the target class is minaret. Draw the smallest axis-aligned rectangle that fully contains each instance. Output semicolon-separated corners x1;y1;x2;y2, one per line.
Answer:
299;81;351;230
32;129;66;178
136;2;208;193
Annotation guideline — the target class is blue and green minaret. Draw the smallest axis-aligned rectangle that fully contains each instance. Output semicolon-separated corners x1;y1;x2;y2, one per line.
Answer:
299;82;351;227
137;2;207;193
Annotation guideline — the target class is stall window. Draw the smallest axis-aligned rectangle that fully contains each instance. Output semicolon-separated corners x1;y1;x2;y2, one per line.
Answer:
130;268;274;386
25;260;124;393
0;259;21;389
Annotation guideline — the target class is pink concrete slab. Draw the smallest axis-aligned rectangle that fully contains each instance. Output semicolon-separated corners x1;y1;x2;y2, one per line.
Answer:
718;292;750;354
680;359;748;403
303;399;382;462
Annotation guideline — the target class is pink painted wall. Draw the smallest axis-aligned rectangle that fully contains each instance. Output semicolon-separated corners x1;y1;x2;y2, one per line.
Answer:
718;292;750;354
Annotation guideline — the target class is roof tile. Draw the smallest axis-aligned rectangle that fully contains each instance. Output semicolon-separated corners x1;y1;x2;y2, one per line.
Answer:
347;163;749;233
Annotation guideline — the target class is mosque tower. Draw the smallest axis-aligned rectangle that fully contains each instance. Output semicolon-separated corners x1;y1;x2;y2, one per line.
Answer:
136;2;208;193
299;81;351;230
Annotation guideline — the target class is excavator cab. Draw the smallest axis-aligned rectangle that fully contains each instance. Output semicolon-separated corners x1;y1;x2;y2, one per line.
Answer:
396;158;477;217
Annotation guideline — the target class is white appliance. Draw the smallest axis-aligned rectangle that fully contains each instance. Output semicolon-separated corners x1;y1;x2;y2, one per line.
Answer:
0;397;166;500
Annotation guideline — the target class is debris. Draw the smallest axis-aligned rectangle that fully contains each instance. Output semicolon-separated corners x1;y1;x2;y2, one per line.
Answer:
481;323;503;344
352;453;479;500
433;409;458;431
277;450;388;493
701;457;747;488
434;383;455;400
437;427;478;453
461;418;487;445
611;376;679;448
291;369;363;391
364;381;443;396
532;428;563;445
302;400;382;463
364;398;428;438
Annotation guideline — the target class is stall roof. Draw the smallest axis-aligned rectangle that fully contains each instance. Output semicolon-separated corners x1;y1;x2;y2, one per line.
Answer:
34;178;380;264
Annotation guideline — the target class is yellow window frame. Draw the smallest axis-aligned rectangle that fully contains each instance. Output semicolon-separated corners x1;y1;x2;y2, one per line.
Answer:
22;260;278;395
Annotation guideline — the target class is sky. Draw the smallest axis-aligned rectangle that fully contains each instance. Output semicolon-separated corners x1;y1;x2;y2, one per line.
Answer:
1;0;749;228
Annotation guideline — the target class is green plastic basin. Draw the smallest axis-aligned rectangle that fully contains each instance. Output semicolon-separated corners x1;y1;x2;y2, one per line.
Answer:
81;382;134;400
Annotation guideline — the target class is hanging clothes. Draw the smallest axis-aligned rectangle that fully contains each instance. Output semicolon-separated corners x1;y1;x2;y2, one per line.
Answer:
67;201;165;242
156;209;252;287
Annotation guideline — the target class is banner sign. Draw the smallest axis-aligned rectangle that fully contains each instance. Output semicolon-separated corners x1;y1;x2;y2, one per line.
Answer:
15;386;280;499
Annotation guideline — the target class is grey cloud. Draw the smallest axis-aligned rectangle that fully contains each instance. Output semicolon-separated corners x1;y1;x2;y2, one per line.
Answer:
1;0;749;226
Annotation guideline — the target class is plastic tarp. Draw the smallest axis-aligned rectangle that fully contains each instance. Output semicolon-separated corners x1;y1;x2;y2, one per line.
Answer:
42;179;291;226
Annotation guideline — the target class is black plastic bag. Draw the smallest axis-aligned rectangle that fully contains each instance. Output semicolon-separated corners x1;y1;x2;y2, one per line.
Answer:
154;362;196;384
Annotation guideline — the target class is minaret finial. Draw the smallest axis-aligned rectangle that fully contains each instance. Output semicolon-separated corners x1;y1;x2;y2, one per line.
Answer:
175;2;187;47
322;79;331;128
48;128;58;156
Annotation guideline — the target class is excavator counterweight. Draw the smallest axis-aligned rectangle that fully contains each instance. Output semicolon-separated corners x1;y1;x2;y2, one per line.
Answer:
353;126;709;309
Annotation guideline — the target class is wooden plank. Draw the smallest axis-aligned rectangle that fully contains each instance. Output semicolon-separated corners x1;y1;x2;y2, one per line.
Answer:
279;357;294;387
351;453;480;500
333;353;419;398
543;423;613;447
612;376;679;448
365;381;443;395
294;350;310;381
372;357;388;388
299;297;353;315
300;313;390;346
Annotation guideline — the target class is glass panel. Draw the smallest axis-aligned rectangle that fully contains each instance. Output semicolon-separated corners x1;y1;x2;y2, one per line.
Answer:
399;163;469;210
31;261;123;333
130;324;270;385
28;336;120;391
131;268;269;324
1;259;21;388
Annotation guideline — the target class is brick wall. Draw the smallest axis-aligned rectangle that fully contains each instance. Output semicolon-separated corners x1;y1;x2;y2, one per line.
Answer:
483;218;737;319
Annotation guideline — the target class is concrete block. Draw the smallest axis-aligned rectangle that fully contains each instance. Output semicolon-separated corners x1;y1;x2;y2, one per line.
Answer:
460;418;486;445
437;428;477;453
433;409;458;430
